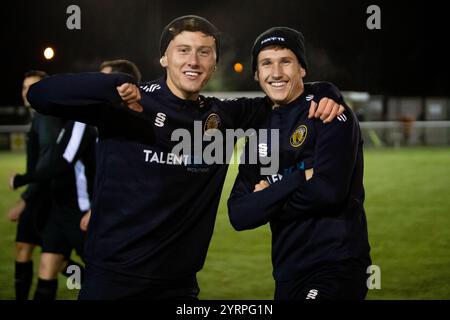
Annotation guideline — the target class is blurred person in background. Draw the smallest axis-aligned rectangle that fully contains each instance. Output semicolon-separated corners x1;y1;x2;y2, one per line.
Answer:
6;70;64;300
8;59;142;300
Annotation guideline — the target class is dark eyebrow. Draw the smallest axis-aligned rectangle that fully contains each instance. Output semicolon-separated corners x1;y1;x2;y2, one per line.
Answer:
175;45;214;51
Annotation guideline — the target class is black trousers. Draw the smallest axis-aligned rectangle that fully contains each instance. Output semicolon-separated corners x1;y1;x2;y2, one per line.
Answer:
41;204;85;260
275;258;371;300
16;190;51;245
78;263;200;300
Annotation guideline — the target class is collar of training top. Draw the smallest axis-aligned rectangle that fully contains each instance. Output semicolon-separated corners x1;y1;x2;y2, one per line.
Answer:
154;76;206;109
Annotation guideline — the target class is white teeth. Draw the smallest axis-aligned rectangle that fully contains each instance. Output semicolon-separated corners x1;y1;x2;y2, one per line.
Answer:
270;82;286;87
185;72;199;76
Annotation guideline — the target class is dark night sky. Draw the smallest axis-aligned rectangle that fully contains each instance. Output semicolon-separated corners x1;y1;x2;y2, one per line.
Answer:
1;0;449;106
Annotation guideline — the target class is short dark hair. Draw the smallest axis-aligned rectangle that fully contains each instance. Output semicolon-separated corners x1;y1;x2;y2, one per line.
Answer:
99;59;142;82
159;15;221;62
24;70;48;79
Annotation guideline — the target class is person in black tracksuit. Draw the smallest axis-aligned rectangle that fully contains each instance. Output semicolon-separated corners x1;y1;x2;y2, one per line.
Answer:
6;70;63;300
26;16;344;300
227;27;371;300
12;120;97;300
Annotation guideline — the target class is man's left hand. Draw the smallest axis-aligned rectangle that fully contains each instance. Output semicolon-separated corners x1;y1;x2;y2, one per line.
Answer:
308;98;345;123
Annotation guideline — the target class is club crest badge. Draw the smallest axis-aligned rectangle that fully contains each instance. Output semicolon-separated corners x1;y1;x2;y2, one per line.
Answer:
290;124;308;148
204;113;221;134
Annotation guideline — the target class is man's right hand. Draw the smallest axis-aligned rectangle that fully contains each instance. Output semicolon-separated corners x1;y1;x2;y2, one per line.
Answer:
117;83;143;112
254;180;270;192
7;199;26;222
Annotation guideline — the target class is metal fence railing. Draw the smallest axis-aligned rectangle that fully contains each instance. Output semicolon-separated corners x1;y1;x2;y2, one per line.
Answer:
360;121;450;147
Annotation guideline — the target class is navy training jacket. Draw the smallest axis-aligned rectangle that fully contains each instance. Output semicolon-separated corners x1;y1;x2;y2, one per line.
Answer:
228;87;371;281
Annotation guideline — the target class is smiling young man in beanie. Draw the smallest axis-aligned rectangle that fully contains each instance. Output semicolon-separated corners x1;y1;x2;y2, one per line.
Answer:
228;27;372;300
27;16;345;299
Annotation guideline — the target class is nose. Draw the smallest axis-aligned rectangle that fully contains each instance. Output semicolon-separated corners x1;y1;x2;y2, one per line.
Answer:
187;52;200;69
271;63;282;79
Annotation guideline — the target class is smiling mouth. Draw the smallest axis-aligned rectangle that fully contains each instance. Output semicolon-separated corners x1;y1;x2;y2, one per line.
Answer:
269;81;287;88
183;71;202;79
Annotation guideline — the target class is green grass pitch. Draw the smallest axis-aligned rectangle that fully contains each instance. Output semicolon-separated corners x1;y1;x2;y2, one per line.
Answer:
1;147;449;299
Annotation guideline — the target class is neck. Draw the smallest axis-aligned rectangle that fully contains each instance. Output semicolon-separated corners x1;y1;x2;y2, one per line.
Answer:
166;77;199;101
271;87;304;109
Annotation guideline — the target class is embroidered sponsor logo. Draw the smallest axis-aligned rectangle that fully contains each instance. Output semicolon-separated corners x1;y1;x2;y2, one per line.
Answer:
261;36;285;45
143;149;188;166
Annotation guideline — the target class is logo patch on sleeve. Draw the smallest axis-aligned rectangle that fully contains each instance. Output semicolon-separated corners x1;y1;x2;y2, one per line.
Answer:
290;124;308;148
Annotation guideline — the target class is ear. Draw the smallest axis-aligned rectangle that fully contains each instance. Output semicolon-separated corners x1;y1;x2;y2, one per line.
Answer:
300;67;306;78
160;56;168;67
254;71;259;82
